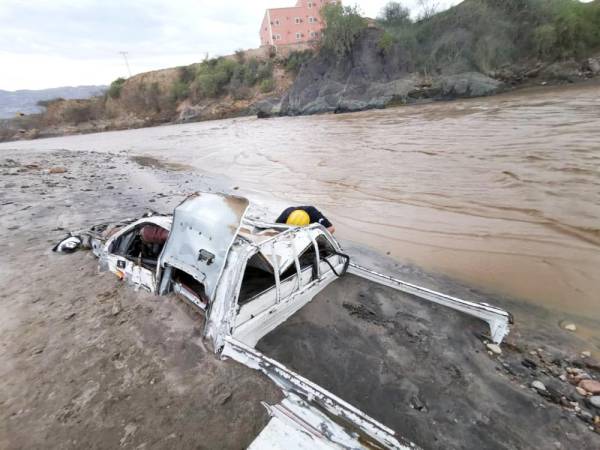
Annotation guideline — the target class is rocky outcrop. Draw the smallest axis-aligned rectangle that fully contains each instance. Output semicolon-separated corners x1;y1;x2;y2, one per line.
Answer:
259;29;503;117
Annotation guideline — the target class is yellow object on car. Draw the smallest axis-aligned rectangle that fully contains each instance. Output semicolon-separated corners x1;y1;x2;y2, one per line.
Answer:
286;209;311;227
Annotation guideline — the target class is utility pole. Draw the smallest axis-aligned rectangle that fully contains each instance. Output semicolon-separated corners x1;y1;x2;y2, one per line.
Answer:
119;51;132;78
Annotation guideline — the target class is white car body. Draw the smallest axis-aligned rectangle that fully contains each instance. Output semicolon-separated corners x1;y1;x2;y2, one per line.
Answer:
56;193;513;450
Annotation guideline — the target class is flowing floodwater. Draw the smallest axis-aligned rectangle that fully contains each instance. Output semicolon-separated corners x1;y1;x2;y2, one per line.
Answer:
2;83;599;322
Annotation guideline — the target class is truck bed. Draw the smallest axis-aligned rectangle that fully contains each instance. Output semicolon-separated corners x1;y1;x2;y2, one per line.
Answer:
256;274;543;450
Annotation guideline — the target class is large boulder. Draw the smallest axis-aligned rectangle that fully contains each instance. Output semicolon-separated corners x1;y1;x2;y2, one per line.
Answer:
583;56;600;76
436;72;503;98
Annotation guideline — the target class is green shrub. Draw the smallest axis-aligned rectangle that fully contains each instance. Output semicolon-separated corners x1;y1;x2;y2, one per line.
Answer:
533;24;557;58
284;50;314;74
191;56;275;99
170;80;190;102
259;78;275;93
108;78;126;99
193;58;237;98
256;61;273;81
378;31;396;54
321;3;368;58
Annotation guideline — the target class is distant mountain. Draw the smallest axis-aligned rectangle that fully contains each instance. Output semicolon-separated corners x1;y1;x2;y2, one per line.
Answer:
0;85;107;119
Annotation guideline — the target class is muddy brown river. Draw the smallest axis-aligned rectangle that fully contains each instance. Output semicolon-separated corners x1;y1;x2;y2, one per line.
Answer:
1;83;599;325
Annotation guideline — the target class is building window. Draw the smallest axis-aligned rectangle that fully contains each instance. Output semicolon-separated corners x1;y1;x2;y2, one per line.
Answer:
273;34;282;41
295;17;302;24
273;19;280;26
308;2;313;8
310;31;319;39
308;17;317;23
296;32;303;40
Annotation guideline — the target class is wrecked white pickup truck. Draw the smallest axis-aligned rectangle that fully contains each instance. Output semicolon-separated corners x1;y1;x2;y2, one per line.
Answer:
55;193;513;449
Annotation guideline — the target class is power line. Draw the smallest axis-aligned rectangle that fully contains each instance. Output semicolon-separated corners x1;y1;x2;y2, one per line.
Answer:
119;51;132;78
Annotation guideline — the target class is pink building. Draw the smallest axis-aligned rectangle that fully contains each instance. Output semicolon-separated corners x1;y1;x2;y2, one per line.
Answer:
260;0;341;47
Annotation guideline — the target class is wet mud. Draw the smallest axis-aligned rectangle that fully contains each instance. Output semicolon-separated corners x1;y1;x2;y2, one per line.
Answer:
0;150;281;450
258;275;600;450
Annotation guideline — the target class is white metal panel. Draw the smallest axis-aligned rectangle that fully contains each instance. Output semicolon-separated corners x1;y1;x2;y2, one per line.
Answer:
223;338;417;450
248;414;334;450
232;264;344;348
159;193;249;301
348;263;512;344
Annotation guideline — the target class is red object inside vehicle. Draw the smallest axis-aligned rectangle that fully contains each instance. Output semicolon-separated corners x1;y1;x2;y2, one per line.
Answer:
140;225;169;245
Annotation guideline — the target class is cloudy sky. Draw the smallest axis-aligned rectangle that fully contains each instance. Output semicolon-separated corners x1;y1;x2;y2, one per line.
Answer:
0;0;460;91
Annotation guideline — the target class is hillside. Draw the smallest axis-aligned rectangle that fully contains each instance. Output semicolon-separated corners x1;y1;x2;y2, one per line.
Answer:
269;0;600;116
0;86;106;119
1;0;599;142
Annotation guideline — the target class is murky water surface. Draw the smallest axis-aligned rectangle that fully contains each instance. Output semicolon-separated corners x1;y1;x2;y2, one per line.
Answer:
2;83;599;319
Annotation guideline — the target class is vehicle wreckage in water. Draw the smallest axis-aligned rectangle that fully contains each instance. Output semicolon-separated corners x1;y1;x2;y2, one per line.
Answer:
55;193;513;449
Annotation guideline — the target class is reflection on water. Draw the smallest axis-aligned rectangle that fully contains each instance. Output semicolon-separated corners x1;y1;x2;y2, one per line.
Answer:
2;83;599;320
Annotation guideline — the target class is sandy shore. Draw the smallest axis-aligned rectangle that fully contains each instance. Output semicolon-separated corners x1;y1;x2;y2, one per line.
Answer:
1;149;599;449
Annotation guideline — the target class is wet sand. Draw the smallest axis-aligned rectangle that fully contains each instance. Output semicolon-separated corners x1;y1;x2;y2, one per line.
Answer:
0;151;281;449
1;82;598;328
1;149;599;449
258;275;600;450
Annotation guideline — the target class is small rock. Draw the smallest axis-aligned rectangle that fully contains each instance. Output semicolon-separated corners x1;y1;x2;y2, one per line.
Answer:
588;396;600;409
564;323;577;332
532;380;547;392
576;387;588;396
560;397;571;407
49;167;67;174
581;351;592;358
64;312;76;321
573;373;592;383
559;374;567;382
410;395;428;412
584;358;600;371
522;358;538;370
215;391;232;405
111;301;122;316
486;343;502;355
577;410;595;424
579;380;600;395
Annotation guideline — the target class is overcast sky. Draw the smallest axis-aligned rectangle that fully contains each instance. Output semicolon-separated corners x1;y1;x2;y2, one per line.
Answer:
0;0;460;91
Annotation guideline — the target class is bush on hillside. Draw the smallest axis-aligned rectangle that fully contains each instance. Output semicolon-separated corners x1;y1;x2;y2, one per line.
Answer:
189;56;274;101
284;50;314;74
320;3;368;58
170;80;190;102
373;0;600;75
108;78;127;99
259;78;275;93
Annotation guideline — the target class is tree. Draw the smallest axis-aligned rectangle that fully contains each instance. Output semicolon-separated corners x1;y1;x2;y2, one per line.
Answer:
417;0;440;20
378;2;411;26
320;3;368;58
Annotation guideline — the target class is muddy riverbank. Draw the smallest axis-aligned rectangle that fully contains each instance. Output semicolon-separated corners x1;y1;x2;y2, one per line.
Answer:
1;149;599;448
